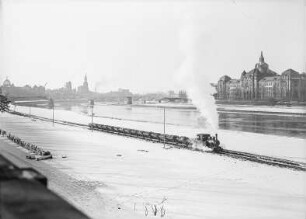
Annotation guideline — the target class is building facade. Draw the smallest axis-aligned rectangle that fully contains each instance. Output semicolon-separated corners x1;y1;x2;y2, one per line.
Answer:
46;75;93;99
216;52;306;102
217;75;231;99
0;78;46;98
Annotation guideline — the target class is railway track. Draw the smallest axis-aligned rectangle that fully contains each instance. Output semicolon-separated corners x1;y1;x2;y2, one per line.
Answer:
218;149;306;171
9;111;306;171
10;111;89;128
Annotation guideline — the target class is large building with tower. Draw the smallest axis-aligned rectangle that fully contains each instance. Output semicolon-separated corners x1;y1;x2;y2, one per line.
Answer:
0;78;46;98
216;52;306;102
46;75;92;99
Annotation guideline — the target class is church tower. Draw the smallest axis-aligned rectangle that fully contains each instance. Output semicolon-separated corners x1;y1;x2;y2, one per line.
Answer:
83;74;89;92
256;51;269;74
259;51;264;64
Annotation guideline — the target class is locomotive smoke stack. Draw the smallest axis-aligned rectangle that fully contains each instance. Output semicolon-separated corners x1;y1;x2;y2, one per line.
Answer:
215;133;218;141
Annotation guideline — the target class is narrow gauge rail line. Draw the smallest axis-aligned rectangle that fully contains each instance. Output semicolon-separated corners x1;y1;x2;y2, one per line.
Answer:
218;149;306;171
8;111;306;171
10;111;89;128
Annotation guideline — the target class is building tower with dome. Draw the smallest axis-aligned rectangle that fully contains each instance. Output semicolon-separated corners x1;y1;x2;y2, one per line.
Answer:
255;51;269;74
216;52;306;102
2;77;12;88
239;51;277;100
0;77;46;98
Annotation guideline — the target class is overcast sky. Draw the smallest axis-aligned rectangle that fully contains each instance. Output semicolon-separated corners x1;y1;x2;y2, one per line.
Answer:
0;0;305;93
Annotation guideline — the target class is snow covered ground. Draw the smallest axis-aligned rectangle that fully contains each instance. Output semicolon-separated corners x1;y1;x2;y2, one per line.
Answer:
0;112;305;219
132;103;196;109
13;105;306;162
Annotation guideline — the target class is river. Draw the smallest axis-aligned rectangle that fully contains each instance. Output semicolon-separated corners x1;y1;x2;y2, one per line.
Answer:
56;102;306;139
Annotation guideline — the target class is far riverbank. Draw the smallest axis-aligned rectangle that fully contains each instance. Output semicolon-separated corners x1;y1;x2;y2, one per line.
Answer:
95;102;306;115
216;99;306;106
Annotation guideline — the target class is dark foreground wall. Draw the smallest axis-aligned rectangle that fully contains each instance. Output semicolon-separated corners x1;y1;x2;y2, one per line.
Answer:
0;154;90;219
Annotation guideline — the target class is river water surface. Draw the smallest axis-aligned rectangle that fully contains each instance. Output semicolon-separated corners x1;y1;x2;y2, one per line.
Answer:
57;103;306;139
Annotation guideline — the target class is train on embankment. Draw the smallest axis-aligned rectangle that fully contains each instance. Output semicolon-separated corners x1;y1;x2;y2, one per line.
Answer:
89;123;306;170
6;111;306;171
89;123;223;152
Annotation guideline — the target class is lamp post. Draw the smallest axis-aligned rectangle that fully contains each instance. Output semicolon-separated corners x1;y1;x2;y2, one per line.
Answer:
49;98;54;126
89;99;94;130
53;105;54;125
163;107;166;148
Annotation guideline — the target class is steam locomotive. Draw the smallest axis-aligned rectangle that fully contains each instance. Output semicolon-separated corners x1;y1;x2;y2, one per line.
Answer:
195;133;223;152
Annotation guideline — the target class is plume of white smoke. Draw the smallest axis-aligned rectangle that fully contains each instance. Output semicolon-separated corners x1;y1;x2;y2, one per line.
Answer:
0;0;3;81
176;14;218;132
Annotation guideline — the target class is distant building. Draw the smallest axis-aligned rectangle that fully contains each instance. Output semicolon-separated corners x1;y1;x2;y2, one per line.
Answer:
227;79;241;100
3;78;11;87
216;52;306;102
178;90;188;99
166;90;188;99
99;88;133;103
65;81;72;91
77;75;89;95
46;75;97;100
240;51;277;100
168;90;176;98
258;76;280;100
158;90;189;103
0;78;46;98
106;89;132;98
217;75;231;99
117;88;131;96
127;96;133;104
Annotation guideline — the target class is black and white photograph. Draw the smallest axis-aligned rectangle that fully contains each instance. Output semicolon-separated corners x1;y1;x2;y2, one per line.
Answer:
0;0;305;218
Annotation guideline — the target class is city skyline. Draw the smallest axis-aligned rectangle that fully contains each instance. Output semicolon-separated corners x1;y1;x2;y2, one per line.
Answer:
0;0;305;93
